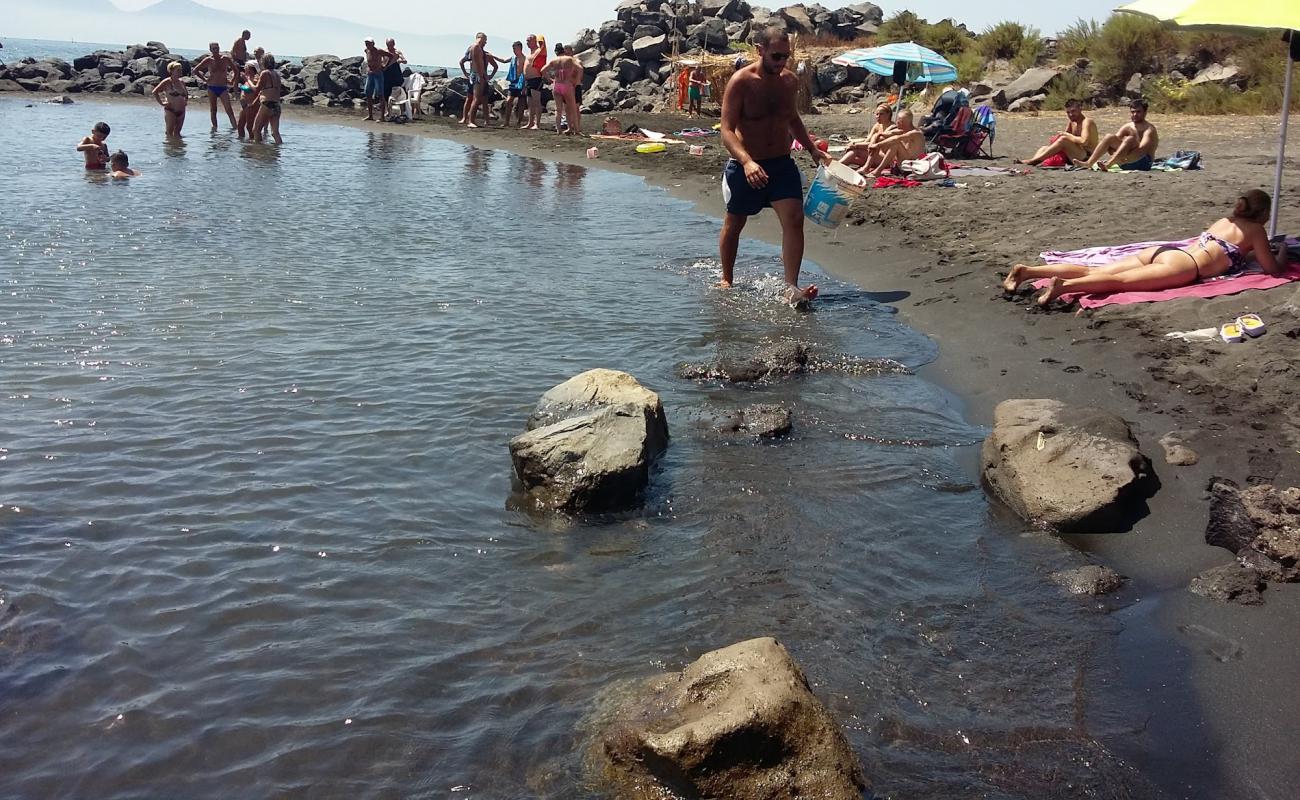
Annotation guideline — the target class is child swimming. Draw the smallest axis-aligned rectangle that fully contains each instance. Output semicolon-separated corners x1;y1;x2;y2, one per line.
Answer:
108;150;140;179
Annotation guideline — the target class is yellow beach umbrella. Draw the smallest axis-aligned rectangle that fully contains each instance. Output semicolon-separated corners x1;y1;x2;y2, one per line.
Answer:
1117;0;1300;234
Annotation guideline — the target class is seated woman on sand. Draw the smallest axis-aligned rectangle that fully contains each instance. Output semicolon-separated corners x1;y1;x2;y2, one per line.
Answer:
853;109;924;177
838;103;893;168
1003;190;1288;307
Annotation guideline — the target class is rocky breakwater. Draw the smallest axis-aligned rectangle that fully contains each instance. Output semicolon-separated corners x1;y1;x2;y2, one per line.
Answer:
982;399;1158;533
566;1;885;114
0;42;185;97
595;637;869;799
509;369;669;514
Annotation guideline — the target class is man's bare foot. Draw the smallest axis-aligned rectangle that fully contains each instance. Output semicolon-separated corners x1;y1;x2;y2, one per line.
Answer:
784;284;817;305
467;123;479;129
1036;277;1065;307
718;279;733;289
1071;158;1090;168
1002;265;1026;293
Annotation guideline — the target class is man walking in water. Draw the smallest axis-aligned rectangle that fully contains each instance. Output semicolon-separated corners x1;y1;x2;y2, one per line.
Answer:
193;42;238;130
718;25;829;304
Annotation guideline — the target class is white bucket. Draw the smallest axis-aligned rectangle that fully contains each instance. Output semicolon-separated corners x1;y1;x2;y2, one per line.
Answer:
803;161;867;228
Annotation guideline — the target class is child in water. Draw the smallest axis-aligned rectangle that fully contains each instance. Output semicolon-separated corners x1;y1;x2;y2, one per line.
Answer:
77;121;111;169
108;150;140;179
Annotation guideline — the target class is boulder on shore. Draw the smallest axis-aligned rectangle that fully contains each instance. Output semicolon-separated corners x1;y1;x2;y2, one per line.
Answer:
1050;564;1126;596
1205;478;1300;582
598;637;869;800
510;369;668;514
1189;563;1266;605
981;399;1157;532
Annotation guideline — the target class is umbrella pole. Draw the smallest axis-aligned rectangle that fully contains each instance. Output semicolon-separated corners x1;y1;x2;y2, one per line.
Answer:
1271;39;1294;238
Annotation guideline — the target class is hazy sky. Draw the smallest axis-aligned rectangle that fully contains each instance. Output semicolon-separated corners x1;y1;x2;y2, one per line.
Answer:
109;0;1124;40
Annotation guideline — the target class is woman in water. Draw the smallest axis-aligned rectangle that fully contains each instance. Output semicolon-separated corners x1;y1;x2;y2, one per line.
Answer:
542;48;582;136
151;62;188;137
236;62;261;140
1004;190;1288;306
251;54;283;144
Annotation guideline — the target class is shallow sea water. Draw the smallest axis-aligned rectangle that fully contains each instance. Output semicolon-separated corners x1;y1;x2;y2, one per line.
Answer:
0;98;1159;798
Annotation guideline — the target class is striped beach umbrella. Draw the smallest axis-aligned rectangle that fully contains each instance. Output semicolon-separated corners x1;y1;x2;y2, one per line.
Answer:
831;42;959;85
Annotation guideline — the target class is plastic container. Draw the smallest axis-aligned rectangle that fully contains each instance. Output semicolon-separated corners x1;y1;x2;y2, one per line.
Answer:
635;142;667;154
689;144;705;156
586;147;599;159
803;161;867;228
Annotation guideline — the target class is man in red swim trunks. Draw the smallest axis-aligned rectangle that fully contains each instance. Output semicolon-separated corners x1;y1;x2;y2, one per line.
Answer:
719;25;829;304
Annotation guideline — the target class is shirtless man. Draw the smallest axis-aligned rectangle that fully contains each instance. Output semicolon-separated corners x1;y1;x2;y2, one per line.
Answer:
859;109;924;177
231;30;251;67
718;25;830;304
501;40;528;128
193;42;239;129
77;121;111;169
1021;98;1098;166
362;38;391;121
1075;98;1159;171
522;34;546;129
459;33;499;128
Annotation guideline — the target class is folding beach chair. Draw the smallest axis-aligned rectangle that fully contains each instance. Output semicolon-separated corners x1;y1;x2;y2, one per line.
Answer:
930;105;972;155
971;104;995;157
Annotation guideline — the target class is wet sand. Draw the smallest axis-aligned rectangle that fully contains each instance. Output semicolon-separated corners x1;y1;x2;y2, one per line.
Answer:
35;93;1300;797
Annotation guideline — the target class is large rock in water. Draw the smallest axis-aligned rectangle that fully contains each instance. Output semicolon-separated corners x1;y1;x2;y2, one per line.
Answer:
509;369;668;513
981;399;1156;532
598;637;869;799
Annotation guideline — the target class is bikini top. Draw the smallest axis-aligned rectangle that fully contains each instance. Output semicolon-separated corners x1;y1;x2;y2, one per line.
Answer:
1198;231;1246;272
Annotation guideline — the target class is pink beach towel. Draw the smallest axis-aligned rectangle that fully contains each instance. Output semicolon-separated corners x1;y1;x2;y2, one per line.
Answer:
1036;239;1300;309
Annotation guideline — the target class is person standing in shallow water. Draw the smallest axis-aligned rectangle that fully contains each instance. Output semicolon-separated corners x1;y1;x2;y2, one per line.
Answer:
718;25;829;304
231;29;251;67
251;54;283;144
152;62;188;137
193;42;239;130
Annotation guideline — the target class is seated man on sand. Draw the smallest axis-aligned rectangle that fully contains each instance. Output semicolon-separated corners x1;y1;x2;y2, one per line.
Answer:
857;109;924;177
1020;98;1098;166
838;103;894;168
1074;98;1158;171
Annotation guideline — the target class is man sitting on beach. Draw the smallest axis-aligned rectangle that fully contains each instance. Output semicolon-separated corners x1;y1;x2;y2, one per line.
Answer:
77;121;111;169
1020;98;1098;167
1074;98;1159;171
231;30;251;66
362;38;391;122
858;109;924;177
718;24;831;305
193;42;239;130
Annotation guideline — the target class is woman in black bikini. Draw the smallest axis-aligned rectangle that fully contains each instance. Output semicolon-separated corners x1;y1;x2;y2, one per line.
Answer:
151;62;188;137
1003;190;1289;306
251;54;283;145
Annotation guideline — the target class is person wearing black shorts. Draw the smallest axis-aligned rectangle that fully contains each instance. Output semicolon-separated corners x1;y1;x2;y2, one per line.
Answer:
383;38;407;120
718;25;830;305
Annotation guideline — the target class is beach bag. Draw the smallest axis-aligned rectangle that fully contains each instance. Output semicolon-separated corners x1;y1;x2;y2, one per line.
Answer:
1166;149;1202;170
899;152;948;180
602;116;622;135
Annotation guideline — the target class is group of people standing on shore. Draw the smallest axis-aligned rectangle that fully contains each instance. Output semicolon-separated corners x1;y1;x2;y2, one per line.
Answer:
148;29;283;144
449;32;586;136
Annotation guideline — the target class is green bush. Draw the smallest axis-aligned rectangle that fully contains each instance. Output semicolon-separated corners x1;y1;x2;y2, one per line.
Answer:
1042;70;1090;110
1146;74;1289;115
1013;27;1044;71
878;11;927;44
924;20;974;56
1093;13;1175;89
950;49;985;83
979;21;1027;61
1057;18;1100;61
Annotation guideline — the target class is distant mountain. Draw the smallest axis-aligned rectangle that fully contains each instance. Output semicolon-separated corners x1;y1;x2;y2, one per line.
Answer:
6;0;497;66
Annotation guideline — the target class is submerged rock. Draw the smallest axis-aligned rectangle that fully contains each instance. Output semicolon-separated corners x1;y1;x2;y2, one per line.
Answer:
510;369;668;514
1050;564;1126;596
1189;564;1266;606
981;399;1157;532
718;403;793;439
598;637;869;800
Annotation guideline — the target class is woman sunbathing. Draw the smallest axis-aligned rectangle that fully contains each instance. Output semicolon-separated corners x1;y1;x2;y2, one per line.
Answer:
838;103;893;168
1004;190;1288;306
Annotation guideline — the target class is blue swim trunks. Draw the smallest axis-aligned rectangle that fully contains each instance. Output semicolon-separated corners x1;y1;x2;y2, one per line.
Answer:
1120;154;1153;171
208;85;228;97
722;156;804;216
364;73;386;98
